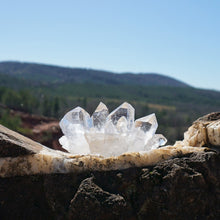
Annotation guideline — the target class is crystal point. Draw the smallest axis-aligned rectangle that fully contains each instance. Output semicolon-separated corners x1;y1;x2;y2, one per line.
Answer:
60;106;90;134
116;116;128;133
92;102;109;130
59;102;167;157
107;102;134;129
104;120;117;134
144;134;167;150
135;113;158;135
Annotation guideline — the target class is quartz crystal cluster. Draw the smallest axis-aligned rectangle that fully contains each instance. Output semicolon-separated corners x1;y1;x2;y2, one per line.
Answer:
59;102;167;157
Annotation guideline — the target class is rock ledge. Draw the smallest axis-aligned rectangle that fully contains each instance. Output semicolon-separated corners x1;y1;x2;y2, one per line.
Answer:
0;112;219;219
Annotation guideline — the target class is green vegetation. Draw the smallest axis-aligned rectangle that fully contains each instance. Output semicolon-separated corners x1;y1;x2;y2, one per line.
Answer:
0;87;61;117
0;61;219;145
0;61;189;87
0;110;22;131
0;110;32;135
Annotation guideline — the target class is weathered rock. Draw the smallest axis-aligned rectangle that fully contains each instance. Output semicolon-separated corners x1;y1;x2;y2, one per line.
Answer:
0;112;219;219
0;124;43;157
0;150;219;219
68;177;128;220
0;124;206;178
183;112;220;147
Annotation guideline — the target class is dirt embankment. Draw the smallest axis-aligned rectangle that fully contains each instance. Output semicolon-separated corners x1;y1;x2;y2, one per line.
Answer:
10;109;66;152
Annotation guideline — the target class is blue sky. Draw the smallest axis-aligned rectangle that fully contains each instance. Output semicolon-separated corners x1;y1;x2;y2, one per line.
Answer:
0;0;219;90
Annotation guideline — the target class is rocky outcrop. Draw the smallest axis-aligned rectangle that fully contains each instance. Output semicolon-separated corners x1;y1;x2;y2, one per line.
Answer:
69;151;219;220
0;150;219;219
183;112;220;148
0;124;43;157
0;113;219;219
0;124;207;178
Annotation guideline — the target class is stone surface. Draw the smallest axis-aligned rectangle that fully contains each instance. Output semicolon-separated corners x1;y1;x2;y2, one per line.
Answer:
0;150;219;219
182;112;220;147
0;125;205;177
0;124;43;157
0;112;220;219
68;177;127;219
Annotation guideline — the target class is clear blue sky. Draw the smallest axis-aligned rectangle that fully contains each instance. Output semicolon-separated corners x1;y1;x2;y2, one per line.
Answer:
0;0;219;90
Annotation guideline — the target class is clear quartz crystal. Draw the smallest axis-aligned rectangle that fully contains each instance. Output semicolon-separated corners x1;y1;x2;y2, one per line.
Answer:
144;134;167;150
59;102;167;157
104;120;117;134
107;102;134;129
135;113;158;144
59;107;90;154
127;127;146;152
116;116;128;133
92;102;109;130
60;107;91;133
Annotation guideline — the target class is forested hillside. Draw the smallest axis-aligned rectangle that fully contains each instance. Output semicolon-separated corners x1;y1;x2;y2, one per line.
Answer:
0;61;219;144
0;61;189;86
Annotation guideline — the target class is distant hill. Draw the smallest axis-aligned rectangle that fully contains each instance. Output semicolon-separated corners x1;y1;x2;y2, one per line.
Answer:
0;61;220;145
0;61;189;87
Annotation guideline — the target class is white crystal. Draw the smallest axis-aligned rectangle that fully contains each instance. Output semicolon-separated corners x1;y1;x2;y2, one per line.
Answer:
135;113;158;144
127;128;146;152
92;102;109;130
60;107;91;133
107;102;134;129
59;102;167;157
59;107;90;154
116;116;128;133
145;134;167;150
104;120;117;134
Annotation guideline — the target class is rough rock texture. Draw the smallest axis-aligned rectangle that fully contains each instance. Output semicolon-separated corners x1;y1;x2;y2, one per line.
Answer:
0;124;206;178
0;124;43;157
0;112;219;219
183;112;220;148
0;150;219;219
